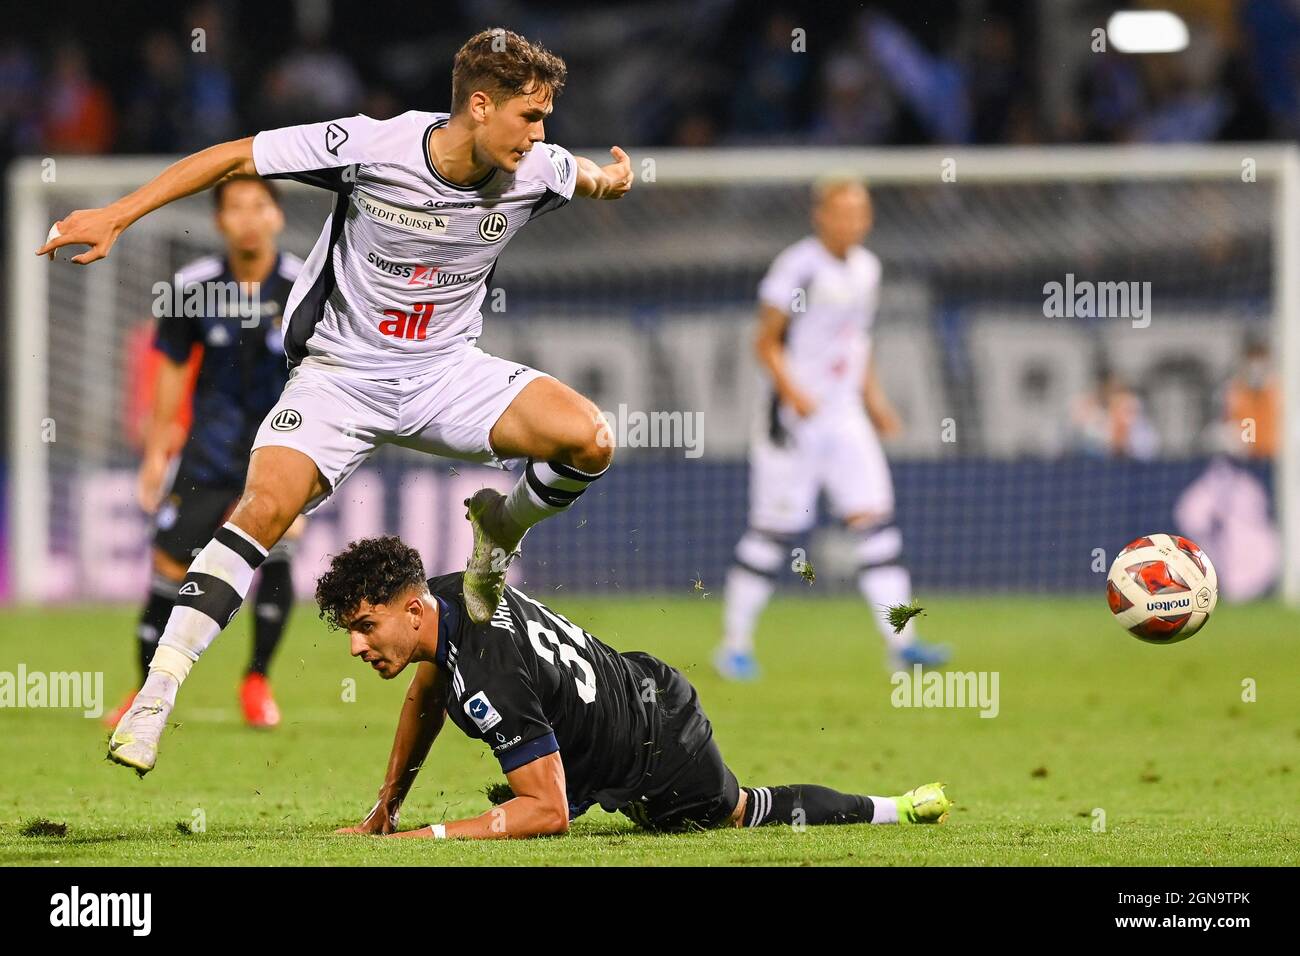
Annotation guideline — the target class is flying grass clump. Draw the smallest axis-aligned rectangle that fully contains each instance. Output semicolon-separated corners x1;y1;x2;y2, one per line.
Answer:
885;600;925;634
484;782;515;805
20;818;67;838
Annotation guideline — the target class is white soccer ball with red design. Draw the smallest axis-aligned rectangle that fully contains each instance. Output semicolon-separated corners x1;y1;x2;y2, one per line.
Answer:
1106;533;1218;643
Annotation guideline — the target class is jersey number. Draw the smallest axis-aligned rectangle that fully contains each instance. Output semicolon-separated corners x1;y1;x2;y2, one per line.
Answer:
526;619;597;704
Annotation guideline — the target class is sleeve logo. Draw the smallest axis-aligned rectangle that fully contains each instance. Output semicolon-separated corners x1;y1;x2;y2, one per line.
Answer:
464;691;502;732
324;122;349;156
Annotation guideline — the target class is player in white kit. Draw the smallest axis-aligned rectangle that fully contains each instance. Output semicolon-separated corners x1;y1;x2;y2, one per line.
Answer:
38;29;634;774
714;178;949;680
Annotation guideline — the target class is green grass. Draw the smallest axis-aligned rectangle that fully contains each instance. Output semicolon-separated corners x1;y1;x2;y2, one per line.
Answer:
1;595;1297;865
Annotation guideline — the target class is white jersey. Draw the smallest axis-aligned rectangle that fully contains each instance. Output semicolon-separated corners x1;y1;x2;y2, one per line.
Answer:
756;235;882;411
252;110;579;376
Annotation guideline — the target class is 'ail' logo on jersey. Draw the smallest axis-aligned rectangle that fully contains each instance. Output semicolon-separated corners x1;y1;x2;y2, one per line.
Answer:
464;691;502;732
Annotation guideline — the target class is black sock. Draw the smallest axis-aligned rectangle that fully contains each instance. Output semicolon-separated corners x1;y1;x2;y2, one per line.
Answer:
741;785;875;827
248;558;294;676
136;579;177;683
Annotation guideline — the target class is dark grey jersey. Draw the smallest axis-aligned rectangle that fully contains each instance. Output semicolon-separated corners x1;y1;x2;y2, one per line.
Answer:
428;573;665;815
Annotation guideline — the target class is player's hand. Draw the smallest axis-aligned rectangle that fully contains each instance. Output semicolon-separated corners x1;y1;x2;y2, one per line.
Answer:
136;452;170;514
335;798;399;835
36;205;126;264
786;390;818;418
598;146;633;200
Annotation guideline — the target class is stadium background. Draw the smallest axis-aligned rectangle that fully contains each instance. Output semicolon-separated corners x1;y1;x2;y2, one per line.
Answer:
1;0;1296;603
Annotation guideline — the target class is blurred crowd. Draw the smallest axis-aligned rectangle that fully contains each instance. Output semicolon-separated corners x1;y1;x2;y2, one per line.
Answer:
1070;337;1280;460
4;0;1300;163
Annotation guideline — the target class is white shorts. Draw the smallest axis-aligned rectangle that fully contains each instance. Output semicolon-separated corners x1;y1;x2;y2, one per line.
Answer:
252;346;547;514
747;403;894;535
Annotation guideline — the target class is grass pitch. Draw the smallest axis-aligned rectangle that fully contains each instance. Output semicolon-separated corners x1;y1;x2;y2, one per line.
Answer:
1;594;1296;866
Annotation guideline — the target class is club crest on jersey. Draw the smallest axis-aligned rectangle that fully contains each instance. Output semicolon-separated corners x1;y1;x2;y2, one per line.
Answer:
464;691;502;732
270;409;302;431
324;122;349;156
478;212;508;242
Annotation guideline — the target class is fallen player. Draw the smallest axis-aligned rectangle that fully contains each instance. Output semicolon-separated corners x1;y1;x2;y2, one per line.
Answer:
318;536;953;838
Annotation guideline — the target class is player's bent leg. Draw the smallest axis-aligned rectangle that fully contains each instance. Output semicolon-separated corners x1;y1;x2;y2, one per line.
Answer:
489;376;613;545
108;449;325;774
463;377;613;622
489;376;613;475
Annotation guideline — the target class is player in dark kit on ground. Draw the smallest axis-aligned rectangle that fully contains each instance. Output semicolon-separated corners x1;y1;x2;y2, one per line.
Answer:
107;175;304;729
319;536;953;838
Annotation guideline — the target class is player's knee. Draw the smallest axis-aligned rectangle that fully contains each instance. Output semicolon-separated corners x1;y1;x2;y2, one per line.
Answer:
558;420;614;475
230;486;298;544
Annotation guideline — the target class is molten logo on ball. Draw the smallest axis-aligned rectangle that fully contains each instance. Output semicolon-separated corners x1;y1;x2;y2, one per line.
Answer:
1106;533;1218;643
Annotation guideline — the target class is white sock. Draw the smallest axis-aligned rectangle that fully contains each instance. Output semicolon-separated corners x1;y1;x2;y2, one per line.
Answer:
500;460;606;546
859;565;916;649
721;530;784;654
854;523;915;649
723;566;776;654
868;796;899;824
151;523;268;687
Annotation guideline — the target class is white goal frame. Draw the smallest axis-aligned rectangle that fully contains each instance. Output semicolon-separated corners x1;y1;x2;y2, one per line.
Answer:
8;145;1300;603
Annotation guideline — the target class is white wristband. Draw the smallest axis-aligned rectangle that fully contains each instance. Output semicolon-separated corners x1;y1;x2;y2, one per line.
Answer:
430;824;447;839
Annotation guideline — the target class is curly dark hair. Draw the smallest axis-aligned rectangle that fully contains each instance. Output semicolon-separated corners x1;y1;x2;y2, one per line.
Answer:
450;28;567;115
315;536;428;631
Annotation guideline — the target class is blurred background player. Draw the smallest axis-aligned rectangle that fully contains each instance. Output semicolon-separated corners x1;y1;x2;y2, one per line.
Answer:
106;174;303;728
715;176;948;680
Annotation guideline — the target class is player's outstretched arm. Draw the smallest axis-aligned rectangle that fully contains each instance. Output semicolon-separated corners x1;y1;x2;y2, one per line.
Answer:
387;751;570;840
35;137;257;265
573;146;633;200
336;662;449;836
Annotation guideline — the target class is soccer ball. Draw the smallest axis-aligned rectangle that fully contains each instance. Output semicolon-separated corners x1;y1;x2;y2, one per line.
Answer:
1105;533;1218;643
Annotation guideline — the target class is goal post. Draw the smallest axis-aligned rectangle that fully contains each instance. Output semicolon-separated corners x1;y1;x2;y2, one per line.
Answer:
8;145;1300;603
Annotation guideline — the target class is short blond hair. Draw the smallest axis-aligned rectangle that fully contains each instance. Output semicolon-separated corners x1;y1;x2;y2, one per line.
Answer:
812;174;868;206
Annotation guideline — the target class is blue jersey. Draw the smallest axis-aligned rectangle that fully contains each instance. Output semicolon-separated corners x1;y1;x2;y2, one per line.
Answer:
153;252;303;487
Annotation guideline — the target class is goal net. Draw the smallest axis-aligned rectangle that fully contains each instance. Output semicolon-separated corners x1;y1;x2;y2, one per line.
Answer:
7;146;1298;603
